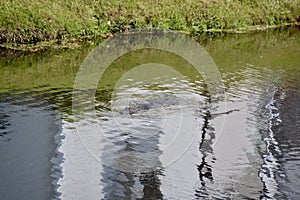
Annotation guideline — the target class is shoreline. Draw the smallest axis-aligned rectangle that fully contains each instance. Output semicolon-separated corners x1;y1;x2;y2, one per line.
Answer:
1;23;299;52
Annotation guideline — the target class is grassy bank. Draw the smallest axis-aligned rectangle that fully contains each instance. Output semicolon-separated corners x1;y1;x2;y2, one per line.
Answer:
0;0;299;45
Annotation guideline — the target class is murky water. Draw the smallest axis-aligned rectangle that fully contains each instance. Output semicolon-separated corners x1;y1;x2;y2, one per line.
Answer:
0;28;299;199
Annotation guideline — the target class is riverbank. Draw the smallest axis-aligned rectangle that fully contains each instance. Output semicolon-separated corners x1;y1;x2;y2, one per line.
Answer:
0;0;299;51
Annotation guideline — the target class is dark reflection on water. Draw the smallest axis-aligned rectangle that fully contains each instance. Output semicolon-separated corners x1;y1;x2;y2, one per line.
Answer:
197;110;214;185
0;91;63;199
102;167;164;199
271;71;300;199
0;28;299;199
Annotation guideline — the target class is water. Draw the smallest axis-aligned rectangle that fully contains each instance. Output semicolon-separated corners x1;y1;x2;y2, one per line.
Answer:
0;28;299;199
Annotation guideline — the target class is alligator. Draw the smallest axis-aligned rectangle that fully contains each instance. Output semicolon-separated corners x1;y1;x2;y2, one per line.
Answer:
119;93;180;115
122;102;163;115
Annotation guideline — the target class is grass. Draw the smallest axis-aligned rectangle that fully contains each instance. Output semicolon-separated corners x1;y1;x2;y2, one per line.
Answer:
0;0;299;45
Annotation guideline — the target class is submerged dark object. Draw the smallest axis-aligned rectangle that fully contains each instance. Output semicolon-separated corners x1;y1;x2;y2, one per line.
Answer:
119;93;179;115
127;102;163;115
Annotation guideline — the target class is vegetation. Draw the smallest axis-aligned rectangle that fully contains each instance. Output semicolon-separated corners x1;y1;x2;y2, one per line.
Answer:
0;0;299;45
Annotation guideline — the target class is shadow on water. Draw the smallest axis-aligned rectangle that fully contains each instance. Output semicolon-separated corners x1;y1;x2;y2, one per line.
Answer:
0;27;299;199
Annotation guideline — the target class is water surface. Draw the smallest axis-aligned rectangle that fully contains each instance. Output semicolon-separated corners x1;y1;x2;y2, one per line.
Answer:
0;28;299;199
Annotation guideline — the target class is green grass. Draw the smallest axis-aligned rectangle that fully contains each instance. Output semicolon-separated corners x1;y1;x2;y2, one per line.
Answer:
0;0;299;44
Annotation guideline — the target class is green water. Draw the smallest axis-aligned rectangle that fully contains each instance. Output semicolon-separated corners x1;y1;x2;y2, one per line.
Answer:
0;28;299;199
